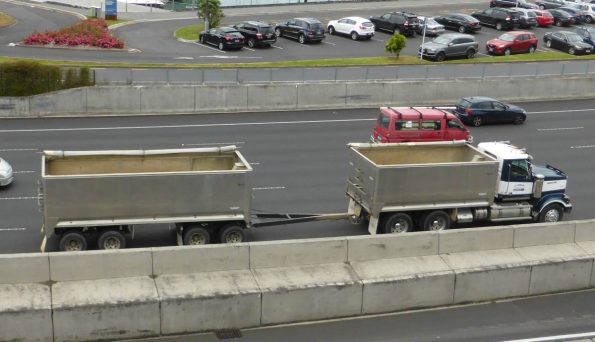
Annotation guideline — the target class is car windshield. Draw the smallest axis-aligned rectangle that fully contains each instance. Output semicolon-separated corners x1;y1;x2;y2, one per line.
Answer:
309;23;323;30
567;33;584;42
432;36;453;45
498;33;516;42
261;26;274;33
459;14;478;22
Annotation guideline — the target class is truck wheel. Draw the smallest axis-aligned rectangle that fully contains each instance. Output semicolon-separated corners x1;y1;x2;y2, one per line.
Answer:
59;231;88;252
183;226;211;245
219;224;246;243
538;204;564;223
423;211;451;231
98;230;126;250
383;213;413;234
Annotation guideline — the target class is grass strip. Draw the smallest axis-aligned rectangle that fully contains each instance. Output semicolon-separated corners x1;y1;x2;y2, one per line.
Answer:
0;11;16;28
174;24;204;41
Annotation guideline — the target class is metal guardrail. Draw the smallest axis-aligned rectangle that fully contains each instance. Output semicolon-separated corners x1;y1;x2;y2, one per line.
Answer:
93;60;595;85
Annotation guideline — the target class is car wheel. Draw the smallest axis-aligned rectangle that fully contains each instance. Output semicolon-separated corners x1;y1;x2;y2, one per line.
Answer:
539;4;545;9
529;45;536;53
275;28;282;37
199;35;205;44
546;39;552;48
298;34;306;44
466;49;476;59
472;116;482;127
218;41;224;50
351;31;359;40
247;38;255;48
555;20;562;26
328;26;335;35
586;16;593;24
435;52;446;62
568;47;575;55
496;22;503;30
458;25;466;33
513;115;525;125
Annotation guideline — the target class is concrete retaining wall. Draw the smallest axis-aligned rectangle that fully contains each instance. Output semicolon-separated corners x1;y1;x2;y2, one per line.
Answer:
2;75;595;117
2;220;595;341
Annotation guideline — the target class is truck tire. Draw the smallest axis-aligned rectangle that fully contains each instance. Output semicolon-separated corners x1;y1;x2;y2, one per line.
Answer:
383;213;413;234
98;230;126;250
219;224;246;243
59;231;88;252
538;204;564;223
423;211;451;231
183;226;211;245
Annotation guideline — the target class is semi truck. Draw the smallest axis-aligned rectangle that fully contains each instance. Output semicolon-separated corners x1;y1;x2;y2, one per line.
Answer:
346;141;572;234
40;141;572;252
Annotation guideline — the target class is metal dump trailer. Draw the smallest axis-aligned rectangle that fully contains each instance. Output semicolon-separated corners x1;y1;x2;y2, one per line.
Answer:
346;141;501;234
40;146;252;251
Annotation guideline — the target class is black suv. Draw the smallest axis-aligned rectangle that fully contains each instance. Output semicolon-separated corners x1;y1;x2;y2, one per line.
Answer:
274;18;325;44
234;21;277;48
369;12;420;37
472;8;521;30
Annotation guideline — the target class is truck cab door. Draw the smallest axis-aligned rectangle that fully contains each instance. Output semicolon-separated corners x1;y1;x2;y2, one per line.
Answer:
499;159;534;199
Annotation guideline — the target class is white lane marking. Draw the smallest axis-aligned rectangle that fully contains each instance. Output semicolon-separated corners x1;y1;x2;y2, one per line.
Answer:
252;186;286;190
0;148;38;151
191;41;227;53
244;47;256;52
13;171;36;174
173;57;194;60
571;145;595;149
249;162;261;165
537;127;584;131
0;227;27;232
503;331;595;342
182;141;245;146
321;41;336;46
270;45;284;49
529;108;595;115
0;196;39;200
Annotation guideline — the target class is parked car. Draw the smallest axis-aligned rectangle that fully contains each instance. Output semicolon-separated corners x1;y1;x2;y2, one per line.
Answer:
575;26;595;48
416;16;445;36
514;8;539;28
558;6;587;23
371;107;472;143
565;2;595;23
533;9;556;26
549;8;575;25
0;157;13;187
486;31;538;55
199;27;245;50
327;16;375;40
434;13;482;33
535;0;567;9
233;21;276;48
472;8;522;30
368;11;420;37
454;97;527;127
274;18;325;44
419;33;479;61
543;30;593;54
490;0;538;9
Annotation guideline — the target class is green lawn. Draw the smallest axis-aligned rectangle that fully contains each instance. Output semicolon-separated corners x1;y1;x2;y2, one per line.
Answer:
0;11;16;28
175;24;205;41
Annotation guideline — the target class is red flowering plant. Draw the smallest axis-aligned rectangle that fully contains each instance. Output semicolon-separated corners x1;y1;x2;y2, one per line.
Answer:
23;19;124;49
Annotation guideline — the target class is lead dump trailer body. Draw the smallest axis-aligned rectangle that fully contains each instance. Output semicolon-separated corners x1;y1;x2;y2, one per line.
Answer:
40;147;252;241
346;142;499;233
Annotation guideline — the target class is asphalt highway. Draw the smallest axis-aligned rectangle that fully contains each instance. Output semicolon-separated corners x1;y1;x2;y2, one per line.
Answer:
0;98;593;253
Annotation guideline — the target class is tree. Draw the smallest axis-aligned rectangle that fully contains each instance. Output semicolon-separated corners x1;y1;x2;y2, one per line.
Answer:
197;0;224;30
385;33;407;59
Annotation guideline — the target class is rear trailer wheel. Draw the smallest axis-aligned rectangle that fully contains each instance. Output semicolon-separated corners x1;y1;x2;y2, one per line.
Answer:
219;224;246;243
98;230;126;250
423;211;451;231
538;204;564;223
59;232;88;252
183;226;211;245
383;213;413;234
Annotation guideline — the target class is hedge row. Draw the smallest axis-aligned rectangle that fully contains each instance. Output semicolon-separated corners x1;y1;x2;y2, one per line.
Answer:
0;61;94;96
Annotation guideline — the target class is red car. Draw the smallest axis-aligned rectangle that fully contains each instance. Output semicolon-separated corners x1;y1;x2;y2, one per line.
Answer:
486;31;538;55
533;9;555;27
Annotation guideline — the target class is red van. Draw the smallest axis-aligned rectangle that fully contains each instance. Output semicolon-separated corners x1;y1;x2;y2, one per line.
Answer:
371;107;472;143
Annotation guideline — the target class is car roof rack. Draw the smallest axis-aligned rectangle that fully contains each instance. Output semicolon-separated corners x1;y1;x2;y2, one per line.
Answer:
388;107;403;119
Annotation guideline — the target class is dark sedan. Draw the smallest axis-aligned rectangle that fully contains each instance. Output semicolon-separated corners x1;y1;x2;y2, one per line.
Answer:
558;7;586;24
544;30;593;54
454;97;527;127
535;0;566;10
549;9;574;26
576;26;595;48
434;13;481;33
199;27;245;50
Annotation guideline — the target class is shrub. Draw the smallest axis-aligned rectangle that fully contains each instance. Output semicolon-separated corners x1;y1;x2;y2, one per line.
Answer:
385;33;407;59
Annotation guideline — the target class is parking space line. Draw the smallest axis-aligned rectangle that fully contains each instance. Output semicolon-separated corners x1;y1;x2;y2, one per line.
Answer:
371;38;384;42
190;41;226;53
0;148;38;152
13;171;36;174
538;127;583;131
270;45;284;49
322;41;336;46
0;227;27;232
252;186;286;190
571;145;595;149
0;196;39;200
243;47;255;52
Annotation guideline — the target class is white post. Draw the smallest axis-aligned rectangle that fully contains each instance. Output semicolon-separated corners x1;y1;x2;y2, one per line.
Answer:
420;18;427;60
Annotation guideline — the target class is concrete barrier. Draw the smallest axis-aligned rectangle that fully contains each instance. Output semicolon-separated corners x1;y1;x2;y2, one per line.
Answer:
3;75;594;117
528;258;593;295
0;253;50;284
0;283;53;342
249;237;347;269
152;244;250;276
347;232;438;262
438;226;514;254
49;248;152;281
513;222;575;248
575;219;595;242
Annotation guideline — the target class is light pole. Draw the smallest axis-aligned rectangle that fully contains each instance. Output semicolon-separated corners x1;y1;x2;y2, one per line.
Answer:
420;17;427;60
204;0;209;31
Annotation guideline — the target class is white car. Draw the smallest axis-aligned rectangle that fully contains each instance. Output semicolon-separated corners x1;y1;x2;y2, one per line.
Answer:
566;2;595;22
0;157;13;187
327;16;375;40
